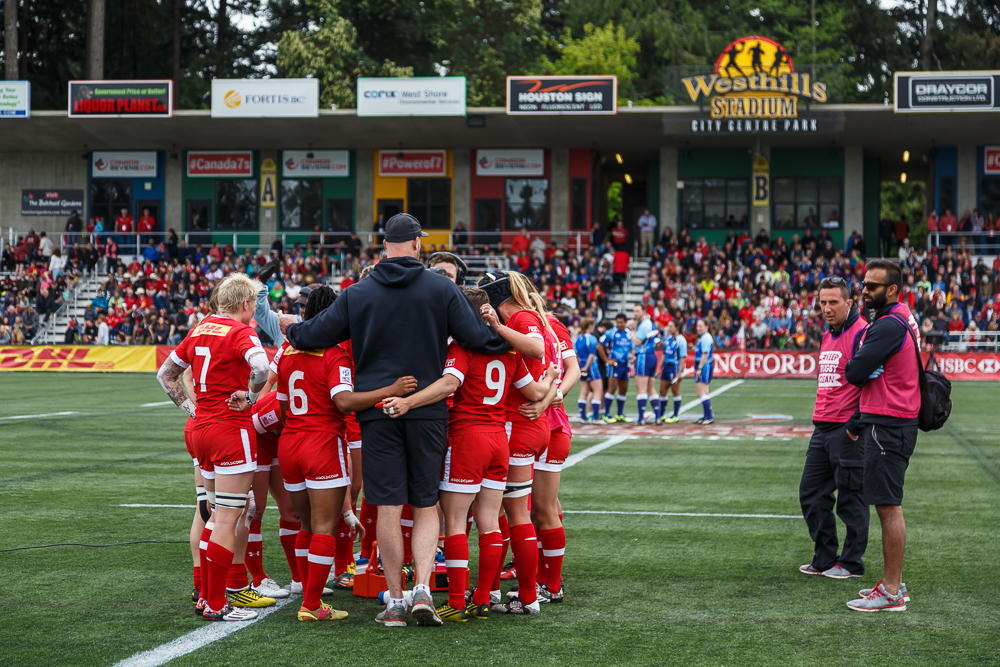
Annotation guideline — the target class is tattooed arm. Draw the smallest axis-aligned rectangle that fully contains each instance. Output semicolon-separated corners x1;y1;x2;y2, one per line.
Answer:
157;355;196;419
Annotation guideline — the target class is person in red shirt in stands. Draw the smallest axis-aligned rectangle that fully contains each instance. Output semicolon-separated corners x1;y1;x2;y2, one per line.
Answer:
116;207;135;257
138;207;157;245
510;228;531;255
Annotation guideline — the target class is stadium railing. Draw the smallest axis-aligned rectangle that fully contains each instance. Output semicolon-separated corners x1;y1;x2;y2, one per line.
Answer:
939;330;1000;352
925;232;1000;256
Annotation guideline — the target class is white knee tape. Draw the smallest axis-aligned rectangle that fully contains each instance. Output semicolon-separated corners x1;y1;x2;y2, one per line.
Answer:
503;480;533;499
205;488;216;509
215;491;248;510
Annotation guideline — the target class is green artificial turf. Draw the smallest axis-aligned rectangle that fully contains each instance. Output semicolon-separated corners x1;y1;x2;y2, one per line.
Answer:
0;374;997;666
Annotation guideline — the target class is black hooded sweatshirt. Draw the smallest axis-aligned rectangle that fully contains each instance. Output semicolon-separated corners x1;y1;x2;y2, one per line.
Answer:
286;256;510;422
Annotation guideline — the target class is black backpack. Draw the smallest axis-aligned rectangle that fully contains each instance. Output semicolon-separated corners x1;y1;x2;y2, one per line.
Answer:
890;314;952;431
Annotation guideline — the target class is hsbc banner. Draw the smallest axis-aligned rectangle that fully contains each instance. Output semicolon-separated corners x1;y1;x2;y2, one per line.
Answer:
211;79;319;118
693;349;1000;382
92;151;157;178
476;149;544;176
282;150;349;177
378;150;447;177
187;151;254;177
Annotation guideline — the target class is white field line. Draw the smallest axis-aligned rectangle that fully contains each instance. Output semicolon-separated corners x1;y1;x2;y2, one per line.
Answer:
110;596;296;667
677;379;744;414
140;401;175;407
564;509;800;519
0;411;79;421
119;504;197;508
561;435;630;469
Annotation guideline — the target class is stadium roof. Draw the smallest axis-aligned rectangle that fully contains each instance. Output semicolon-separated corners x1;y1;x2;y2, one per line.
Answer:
2;105;994;166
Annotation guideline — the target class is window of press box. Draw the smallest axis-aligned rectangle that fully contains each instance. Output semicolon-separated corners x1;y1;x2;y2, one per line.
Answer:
504;178;550;230
980;177;1000;219
679;178;748;229
280;179;323;230
772;177;842;229
90;180;132;227
407;178;452;229
214;180;258;230
326;198;354;233
571;177;588;230
938;176;956;215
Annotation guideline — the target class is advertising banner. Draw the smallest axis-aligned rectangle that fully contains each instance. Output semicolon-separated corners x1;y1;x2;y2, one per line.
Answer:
282;150;350;177
507;75;616;115
985;146;1000;175
476;149;544;176
894;71;1000;112
21;189;85;217
187;151;254;177
378;150;447;176
260;158;277;208
752;154;770;206
0;346;159;372
0;81;30;117
211;79;319;118
68;80;172;118
357;77;466;117
92;151;158;178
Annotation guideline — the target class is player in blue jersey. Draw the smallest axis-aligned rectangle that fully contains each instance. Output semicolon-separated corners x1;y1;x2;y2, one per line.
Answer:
574;318;604;423
694;319;715;425
630;304;660;424
657;319;688;423
597;313;633;423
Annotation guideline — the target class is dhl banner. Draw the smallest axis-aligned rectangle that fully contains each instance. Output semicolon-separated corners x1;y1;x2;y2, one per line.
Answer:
0;345;159;372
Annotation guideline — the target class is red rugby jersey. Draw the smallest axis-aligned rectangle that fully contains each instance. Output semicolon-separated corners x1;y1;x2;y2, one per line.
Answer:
251;391;282;435
503;309;547;423
172;315;264;426
274;342;352;435
445;340;518;434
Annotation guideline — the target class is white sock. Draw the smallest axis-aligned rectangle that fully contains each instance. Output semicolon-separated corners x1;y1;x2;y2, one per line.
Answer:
413;583;431;595
389;596;406;608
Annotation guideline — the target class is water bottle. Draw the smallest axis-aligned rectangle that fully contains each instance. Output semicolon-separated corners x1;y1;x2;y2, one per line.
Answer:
377;590;413;606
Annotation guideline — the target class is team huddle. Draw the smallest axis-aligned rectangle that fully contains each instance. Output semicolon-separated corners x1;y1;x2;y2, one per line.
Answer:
575;305;717;426
156;256;578;625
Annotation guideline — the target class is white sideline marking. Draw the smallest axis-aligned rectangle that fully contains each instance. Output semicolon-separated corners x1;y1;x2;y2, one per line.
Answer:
119;504;196;508
564;509;800;519
561;436;630;469
140;401;175;407
0;411;79;421
111;597;295;667
677;379;744;414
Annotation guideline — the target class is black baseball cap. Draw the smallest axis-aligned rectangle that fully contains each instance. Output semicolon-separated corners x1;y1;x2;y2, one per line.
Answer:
384;213;429;243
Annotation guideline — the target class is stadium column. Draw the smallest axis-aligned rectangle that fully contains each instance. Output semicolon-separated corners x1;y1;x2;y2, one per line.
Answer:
659;147;678;233
259;150;278;247
453;149;471;238
165;151;182;233
957;145;977;217
551;148;570;239
355;150;375;235
843;146;864;241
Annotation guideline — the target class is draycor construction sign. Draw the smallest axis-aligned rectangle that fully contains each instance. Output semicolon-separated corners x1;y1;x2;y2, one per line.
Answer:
682;36;827;120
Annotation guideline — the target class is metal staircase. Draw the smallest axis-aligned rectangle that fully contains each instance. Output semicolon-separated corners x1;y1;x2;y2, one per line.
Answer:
31;272;104;344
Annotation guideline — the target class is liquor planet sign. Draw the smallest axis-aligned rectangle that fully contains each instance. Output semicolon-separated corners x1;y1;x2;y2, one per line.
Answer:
682;36;828;133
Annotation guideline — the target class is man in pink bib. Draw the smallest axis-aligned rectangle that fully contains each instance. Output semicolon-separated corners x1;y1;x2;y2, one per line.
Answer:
798;277;869;581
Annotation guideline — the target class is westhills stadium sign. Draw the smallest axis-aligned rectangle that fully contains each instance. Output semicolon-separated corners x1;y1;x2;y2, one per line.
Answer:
682;36;827;133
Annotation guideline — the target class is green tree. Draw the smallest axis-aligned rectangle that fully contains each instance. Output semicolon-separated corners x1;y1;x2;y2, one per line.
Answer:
541;22;640;100
277;0;411;109
881;180;928;249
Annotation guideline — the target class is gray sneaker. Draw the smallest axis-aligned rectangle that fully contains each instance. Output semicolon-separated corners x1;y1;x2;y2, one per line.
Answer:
822;565;862;579
410;589;443;627
860;581;909;602
375;604;407;627
847;581;906;612
799;563;824;575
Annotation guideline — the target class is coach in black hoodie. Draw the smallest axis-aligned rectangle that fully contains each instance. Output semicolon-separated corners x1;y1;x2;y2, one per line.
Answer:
283;213;508;621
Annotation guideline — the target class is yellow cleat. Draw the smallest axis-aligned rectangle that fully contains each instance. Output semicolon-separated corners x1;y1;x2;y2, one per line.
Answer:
347;561;356;576
227;587;276;608
298;602;348;622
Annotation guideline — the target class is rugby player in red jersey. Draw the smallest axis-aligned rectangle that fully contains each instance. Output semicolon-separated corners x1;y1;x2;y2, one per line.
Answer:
477;271;559;614
182;368;210;604
381;287;556;621
157;274;273;622
273;286;417;622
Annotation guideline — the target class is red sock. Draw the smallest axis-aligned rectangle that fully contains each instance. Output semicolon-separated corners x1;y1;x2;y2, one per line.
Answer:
360;501;377;559
539;526;566;590
245;519;266;586
278;519;301;582
304;533;336;610
536;537;546;579
227;562;249;590
205;541;234;612
199;524;213;597
334;517;354;577
401;505;413;564
492;514;510;591
474;530;503;606
509;523;538;605
295;530;312;594
192;565;201;591
443;534;468;610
